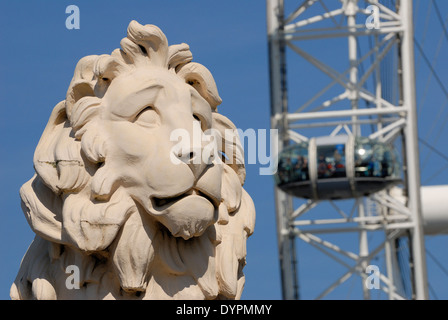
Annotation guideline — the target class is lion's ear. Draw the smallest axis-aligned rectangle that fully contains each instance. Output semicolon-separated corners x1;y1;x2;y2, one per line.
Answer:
212;113;246;185
177;62;222;110
33;101;89;194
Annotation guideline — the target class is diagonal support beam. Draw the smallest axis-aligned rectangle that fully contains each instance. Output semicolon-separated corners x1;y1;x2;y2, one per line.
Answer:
285;0;320;24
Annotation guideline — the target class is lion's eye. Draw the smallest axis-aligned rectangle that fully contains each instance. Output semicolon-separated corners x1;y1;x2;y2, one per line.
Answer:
135;106;160;128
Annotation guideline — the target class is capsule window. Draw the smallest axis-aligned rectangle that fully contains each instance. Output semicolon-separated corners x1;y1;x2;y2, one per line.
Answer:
317;144;346;179
276;144;309;185
354;138;399;179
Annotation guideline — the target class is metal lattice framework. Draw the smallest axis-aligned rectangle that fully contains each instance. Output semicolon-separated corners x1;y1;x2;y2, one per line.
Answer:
267;0;429;300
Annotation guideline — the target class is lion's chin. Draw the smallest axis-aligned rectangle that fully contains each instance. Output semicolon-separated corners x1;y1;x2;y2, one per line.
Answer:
149;194;217;240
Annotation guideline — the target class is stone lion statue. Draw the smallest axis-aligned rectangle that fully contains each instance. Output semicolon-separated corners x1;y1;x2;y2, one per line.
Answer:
11;21;255;300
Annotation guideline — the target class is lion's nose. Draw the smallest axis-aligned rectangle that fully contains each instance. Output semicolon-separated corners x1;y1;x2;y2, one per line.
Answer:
175;146;214;179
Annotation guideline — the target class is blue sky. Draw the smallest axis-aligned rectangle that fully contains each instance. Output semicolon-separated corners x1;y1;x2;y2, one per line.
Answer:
1;0;447;300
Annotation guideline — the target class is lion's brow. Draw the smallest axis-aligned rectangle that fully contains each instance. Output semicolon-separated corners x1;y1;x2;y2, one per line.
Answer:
133;83;164;95
108;82;165;119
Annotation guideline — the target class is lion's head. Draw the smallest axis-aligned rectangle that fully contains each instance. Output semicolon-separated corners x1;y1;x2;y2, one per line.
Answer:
11;21;255;300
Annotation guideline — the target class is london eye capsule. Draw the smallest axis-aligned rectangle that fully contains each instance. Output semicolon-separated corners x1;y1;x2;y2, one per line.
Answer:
274;135;401;200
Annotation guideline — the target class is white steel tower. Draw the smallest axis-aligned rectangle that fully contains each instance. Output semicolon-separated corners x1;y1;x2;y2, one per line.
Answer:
267;0;429;300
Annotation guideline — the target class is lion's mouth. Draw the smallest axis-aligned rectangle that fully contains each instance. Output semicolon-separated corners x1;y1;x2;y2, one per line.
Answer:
151;188;220;210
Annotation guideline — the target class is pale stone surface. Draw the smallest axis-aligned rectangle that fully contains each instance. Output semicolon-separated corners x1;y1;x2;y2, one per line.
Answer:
11;21;255;300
